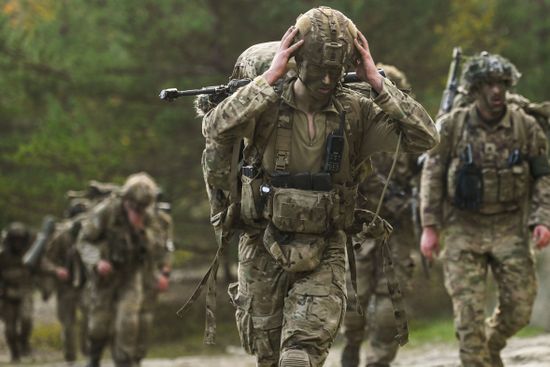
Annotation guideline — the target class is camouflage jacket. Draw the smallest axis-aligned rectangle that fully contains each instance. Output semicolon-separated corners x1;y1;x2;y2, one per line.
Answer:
77;195;172;285
420;103;550;228
202;75;438;196
359;152;420;226
42;217;86;290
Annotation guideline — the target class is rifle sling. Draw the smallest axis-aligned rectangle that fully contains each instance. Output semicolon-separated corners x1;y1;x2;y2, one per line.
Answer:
176;225;226;345
346;235;364;316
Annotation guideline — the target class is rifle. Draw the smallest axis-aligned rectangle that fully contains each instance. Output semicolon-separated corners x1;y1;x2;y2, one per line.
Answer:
159;72;364;102
438;47;462;115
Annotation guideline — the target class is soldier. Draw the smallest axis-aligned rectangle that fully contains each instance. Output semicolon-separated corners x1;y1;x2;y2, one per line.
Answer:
42;199;90;363
0;222;34;362
78;172;173;367
420;52;550;366
202;6;438;366
341;65;419;367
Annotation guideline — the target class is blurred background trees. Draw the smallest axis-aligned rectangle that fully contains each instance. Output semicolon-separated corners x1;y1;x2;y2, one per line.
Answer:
0;0;549;336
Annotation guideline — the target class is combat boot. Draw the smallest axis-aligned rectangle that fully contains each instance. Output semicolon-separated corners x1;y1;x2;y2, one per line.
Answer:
6;334;21;363
280;349;311;367
341;344;360;367
489;352;504;367
86;338;106;367
366;364;390;367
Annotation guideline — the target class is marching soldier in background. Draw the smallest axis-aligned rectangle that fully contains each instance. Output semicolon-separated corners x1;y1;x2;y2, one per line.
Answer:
0;222;34;362
341;65;420;367
78;172;173;367
420;52;550;366
42;199;91;363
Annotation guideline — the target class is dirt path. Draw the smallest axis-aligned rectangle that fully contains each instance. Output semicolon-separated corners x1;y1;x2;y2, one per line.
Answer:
8;333;548;367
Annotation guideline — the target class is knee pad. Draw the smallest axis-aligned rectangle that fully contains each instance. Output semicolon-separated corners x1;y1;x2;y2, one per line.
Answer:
279;349;311;367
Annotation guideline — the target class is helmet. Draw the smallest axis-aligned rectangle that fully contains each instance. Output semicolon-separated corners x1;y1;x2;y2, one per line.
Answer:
461;51;521;93
294;7;358;70
3;222;30;247
376;63;411;91
120;172;158;211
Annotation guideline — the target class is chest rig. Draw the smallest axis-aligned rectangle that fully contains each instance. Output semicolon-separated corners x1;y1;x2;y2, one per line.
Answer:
447;108;529;213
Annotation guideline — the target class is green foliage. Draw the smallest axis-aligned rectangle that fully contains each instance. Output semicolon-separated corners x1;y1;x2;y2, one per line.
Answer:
0;0;549;251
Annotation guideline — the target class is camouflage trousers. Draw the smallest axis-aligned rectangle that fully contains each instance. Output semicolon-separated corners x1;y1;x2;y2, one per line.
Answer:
1;293;33;360
341;230;414;367
56;285;89;362
87;270;157;366
229;229;347;367
442;210;537;367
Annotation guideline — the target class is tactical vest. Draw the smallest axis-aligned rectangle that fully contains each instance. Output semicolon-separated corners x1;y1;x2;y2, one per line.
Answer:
446;107;530;214
238;88;364;228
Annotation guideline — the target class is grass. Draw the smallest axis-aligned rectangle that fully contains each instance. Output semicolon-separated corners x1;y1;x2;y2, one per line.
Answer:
406;318;546;347
30;322;62;350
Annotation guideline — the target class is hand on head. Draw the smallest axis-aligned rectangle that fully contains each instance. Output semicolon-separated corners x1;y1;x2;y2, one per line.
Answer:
263;27;303;86
354;31;383;93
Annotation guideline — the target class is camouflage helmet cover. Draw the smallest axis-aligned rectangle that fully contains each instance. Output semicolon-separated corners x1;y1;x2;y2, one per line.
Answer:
461;51;521;93
121;172;158;210
3;222;30;244
294;6;358;69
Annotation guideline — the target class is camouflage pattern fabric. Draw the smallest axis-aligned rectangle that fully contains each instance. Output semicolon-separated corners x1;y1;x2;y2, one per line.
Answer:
420;100;550;366
340;64;419;367
42;218;89;361
77;194;173;366
342;153;418;367
0;223;35;361
202;31;437;365
453;88;550;157
442;211;537;366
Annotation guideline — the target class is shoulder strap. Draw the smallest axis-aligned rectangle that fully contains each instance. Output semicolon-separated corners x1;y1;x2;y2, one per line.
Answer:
274;104;293;172
243;99;283;167
451;109;469;156
511;109;527;151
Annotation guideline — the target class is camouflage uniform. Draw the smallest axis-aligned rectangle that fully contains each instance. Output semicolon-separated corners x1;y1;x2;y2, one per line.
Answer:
78;173;173;367
420;53;550;366
341;66;419;367
42;213;89;362
0;222;34;362
342;154;418;367
202;8;438;366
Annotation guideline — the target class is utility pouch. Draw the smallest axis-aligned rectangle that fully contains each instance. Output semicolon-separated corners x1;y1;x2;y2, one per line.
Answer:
482;168;498;204
264;187;339;234
334;183;358;230
228;283;255;354
240;166;264;226
453;163;483;210
262;223;327;272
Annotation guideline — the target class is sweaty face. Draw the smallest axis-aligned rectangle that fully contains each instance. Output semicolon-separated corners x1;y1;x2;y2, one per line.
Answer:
298;60;343;101
475;78;509;118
